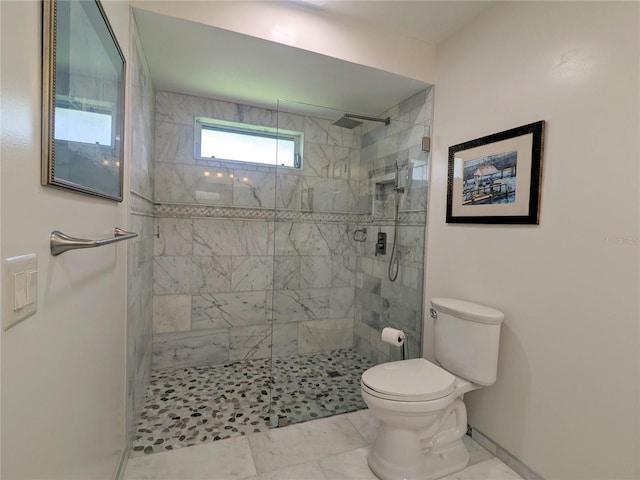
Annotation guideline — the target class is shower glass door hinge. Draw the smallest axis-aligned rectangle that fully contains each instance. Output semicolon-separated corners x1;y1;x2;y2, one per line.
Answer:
277;416;288;427
422;136;431;152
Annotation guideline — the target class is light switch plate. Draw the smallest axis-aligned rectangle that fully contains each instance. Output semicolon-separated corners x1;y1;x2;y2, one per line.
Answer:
3;254;37;330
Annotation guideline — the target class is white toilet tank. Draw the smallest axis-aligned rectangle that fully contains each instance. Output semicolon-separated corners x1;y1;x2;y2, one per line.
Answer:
430;298;504;386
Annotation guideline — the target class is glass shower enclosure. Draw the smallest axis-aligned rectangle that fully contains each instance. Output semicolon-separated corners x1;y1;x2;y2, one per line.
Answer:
269;93;431;427
135;89;433;456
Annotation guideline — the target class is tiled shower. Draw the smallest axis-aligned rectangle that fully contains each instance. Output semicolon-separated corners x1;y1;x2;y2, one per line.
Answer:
128;34;434;452
151;90;432;370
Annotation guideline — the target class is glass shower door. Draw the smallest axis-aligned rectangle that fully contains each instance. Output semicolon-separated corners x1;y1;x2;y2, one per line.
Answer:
270;92;431;427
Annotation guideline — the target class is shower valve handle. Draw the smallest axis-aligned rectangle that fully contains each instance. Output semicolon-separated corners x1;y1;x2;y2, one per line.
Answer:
375;232;387;256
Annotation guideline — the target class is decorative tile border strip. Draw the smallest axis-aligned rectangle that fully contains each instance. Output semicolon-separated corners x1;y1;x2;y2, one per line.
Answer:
154;203;363;223
365;211;426;226
276;209;363;224
399;211;427;224
155;203;275;220
154;203;425;225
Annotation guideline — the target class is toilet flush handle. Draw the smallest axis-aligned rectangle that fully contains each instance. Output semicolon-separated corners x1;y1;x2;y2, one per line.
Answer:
429;308;437;319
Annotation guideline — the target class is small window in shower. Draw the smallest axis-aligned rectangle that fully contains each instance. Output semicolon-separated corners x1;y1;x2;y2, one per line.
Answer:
195;117;303;168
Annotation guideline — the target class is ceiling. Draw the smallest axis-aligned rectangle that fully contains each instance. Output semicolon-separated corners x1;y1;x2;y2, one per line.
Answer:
133;1;493;118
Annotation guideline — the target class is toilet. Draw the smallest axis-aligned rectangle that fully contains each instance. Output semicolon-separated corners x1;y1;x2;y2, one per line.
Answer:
360;297;504;480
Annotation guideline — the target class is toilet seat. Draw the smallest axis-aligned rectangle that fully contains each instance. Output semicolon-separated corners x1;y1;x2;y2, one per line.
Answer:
361;358;456;402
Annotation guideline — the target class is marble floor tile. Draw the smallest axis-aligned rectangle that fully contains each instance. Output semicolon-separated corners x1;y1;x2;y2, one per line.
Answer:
128;348;523;480
441;457;522;480
124;411;523;480
247;415;368;474
318;446;379;480
243;460;328;480
345;409;380;445
123;435;256;480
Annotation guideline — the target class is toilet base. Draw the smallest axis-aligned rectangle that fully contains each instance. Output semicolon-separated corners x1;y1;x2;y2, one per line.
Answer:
365;398;471;480
368;438;469;480
425;439;469;480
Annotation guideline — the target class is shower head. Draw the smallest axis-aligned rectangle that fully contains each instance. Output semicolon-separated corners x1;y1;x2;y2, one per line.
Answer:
332;113;391;129
332;116;363;129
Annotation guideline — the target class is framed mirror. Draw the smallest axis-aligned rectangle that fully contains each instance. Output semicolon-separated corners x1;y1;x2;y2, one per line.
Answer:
42;0;126;201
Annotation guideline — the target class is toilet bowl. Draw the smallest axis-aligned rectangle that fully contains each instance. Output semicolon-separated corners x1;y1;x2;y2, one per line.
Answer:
360;298;504;480
361;359;478;480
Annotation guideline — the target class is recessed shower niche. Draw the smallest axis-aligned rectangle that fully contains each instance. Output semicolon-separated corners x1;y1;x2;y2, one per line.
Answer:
373;179;398;219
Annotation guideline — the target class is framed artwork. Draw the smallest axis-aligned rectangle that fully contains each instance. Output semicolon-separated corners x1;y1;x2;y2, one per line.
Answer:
446;121;545;224
42;0;126;201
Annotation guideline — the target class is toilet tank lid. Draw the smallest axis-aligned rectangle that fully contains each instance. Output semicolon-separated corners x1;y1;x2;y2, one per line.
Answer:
431;297;504;325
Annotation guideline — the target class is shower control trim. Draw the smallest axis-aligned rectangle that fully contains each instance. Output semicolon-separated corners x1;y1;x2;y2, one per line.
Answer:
375;232;387;256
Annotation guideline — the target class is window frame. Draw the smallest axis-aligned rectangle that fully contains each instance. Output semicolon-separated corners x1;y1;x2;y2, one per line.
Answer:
194;117;303;169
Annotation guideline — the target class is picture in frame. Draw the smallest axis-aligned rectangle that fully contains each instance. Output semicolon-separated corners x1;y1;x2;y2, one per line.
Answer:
42;0;126;201
446;121;545;224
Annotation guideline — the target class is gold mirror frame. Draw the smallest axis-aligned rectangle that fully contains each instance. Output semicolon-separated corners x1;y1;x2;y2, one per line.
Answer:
42;0;126;201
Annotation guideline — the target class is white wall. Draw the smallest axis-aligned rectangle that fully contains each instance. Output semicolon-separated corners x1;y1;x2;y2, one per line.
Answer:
130;0;436;85
0;1;131;478
426;2;639;479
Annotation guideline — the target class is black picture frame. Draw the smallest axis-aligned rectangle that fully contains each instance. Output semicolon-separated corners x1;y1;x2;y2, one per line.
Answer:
446;121;545;224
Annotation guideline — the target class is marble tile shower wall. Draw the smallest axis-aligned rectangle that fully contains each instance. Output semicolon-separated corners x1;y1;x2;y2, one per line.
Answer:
152;91;361;369
353;87;434;364
127;21;155;441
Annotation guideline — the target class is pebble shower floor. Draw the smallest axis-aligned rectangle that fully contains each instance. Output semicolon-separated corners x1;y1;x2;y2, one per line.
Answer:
131;349;375;455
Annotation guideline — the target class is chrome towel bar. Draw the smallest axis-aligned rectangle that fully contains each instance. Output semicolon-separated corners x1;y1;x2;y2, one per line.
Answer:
50;228;137;256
